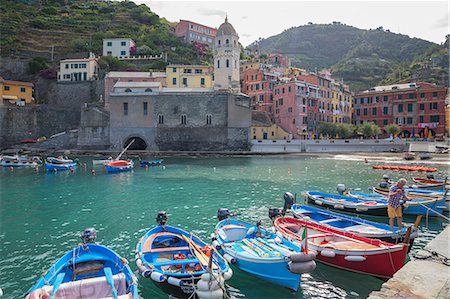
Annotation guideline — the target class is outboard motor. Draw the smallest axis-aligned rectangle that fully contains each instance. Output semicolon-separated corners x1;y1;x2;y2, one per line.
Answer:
81;228;97;244
379;182;389;189
426;174;434;179
268;207;282;221
336;184;347;195
217;208;231;221
156;211;168;226
282;192;295;214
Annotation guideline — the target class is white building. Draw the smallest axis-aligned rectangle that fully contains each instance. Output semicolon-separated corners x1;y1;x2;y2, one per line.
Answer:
213;17;240;93
103;38;135;59
57;53;98;82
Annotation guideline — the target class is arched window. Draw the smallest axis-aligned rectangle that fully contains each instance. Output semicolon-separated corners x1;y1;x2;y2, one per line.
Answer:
226;39;229;45
218;40;221;45
206;114;212;125
217;60;220;68
145;88;152;92
234;40;236;47
234;60;237;69
226;59;229;68
125;88;132;92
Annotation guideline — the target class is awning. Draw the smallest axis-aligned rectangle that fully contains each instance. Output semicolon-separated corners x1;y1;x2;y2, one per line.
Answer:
2;95;18;100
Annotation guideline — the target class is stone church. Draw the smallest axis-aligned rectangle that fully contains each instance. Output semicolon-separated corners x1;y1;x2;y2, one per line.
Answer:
78;18;251;151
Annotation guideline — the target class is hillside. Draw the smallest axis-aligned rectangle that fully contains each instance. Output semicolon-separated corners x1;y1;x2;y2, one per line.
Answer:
0;0;201;68
251;23;446;91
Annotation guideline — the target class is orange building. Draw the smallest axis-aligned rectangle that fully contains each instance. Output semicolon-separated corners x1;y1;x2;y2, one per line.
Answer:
0;77;34;105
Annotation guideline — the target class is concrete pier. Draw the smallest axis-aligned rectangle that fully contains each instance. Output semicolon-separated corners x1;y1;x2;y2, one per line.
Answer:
368;226;449;299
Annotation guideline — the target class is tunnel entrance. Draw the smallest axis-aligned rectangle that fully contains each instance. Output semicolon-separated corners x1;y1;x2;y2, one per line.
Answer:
124;137;147;150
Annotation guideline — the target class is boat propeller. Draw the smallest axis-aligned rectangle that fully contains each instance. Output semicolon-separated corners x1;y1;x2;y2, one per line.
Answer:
81;228;97;244
156;211;168;226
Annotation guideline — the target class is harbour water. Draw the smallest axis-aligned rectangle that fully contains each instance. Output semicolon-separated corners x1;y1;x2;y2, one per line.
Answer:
0;155;448;298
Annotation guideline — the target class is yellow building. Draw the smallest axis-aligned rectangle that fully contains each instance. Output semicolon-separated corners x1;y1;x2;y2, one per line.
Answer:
166;65;213;88
0;77;34;105
284;67;307;77
251;111;292;140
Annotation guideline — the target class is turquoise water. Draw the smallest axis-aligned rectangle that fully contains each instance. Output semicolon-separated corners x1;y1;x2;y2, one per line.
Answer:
0;155;448;298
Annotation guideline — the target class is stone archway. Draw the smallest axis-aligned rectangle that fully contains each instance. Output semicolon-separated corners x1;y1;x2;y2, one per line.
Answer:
124;137;147;150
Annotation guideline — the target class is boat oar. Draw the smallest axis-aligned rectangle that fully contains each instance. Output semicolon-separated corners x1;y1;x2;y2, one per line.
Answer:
181;234;212;269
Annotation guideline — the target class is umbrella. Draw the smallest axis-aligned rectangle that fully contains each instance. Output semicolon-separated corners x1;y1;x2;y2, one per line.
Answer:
411;127;415;138
424;127;429;139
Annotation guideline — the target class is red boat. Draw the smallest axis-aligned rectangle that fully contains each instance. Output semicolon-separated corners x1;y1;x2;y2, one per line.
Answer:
372;165;437;172
412;177;449;188
21;139;37;143
274;217;409;279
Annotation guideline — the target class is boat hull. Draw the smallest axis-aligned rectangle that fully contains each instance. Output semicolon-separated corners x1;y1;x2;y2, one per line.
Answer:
45;162;77;171
106;161;134;173
306;193;387;216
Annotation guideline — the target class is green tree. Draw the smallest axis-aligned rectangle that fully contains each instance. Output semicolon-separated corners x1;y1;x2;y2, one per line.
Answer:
28;56;48;74
357;122;381;138
384;124;400;136
336;123;356;139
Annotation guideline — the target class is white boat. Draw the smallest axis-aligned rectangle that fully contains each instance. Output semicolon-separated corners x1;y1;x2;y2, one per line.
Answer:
92;157;113;166
47;156;73;164
0;155;41;167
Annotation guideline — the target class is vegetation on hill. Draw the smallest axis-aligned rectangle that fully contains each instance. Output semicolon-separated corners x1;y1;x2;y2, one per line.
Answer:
0;0;203;71
251;23;447;91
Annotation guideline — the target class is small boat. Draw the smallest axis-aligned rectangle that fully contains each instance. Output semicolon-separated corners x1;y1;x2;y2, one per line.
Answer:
412;177;449;189
419;152;432;160
305;191;388;216
92;157;113;166
214;208;316;292
105;160;133;173
25;228;138;299
274;216;410;279
45;157;77;171
404;152;416;160
353;189;446;216
21;139;37;143
0;155;41;167
140;159;164;167
372;165;438;172
135;212;232;298
291;204;417;248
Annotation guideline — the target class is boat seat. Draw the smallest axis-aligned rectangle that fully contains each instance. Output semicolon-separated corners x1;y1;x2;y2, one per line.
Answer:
38;273;127;299
141;232;188;253
73;261;104;277
152;258;198;267
332;241;379;250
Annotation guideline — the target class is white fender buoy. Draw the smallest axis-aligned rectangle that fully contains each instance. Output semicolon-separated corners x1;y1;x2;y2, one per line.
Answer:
356;207;368;212
274;236;282;244
223;253;236;264
288;260;316;274
167;276;184;287
344;255;366;262
334;204;344;210
0;288;3;296
136;258;148;274
210;233;215;239
290;252;316;262
320;249;336;258
315;200;323;205
223;268;233;280
246;227;256;236
196;289;224;299
212;240;221;251
196;273;224;291
150;271;165;282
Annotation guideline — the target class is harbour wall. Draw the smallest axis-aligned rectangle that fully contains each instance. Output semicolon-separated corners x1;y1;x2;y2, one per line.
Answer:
368;226;449;299
250;139;407;153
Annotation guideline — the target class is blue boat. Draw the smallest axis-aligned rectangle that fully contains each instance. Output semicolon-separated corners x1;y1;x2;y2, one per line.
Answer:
291;204;417;248
348;191;446;216
140;159;164;167
25;228;138;299
214;209;316;292
305;191;388;216
135;212;232;299
45;161;77;171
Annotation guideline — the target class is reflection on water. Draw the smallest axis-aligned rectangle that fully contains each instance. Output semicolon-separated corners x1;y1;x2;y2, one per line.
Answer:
0;155;448;298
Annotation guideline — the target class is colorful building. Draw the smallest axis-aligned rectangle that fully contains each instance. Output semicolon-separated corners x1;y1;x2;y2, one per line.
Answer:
166;65;213;88
104;72;167;96
242;68;272;113
175;20;217;47
445;88;450;139
103;38;135;59
268;53;290;68
0;77;34;105
58;53;99;82
251;111;292;140
353;82;447;137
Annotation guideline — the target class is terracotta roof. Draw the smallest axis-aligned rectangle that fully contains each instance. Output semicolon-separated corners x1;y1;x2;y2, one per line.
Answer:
3;79;34;87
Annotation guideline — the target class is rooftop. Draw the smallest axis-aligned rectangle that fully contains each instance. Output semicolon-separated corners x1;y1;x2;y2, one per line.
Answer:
106;71;166;78
113;81;161;88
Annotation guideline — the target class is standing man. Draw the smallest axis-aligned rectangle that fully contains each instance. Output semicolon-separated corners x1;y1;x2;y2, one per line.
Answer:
388;178;411;232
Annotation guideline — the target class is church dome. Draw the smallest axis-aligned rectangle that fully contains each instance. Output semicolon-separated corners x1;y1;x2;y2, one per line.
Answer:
217;17;237;36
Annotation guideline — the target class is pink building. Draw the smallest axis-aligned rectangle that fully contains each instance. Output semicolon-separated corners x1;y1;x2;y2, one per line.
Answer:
268;53;290;68
272;81;309;138
242;68;273;113
175;20;217;47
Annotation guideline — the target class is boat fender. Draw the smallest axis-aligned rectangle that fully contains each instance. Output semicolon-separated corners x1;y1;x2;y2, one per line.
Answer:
290;252;316;263
288;260;316;274
344;255;366;262
246;227;256;236
197;273;224;291
320;249;336;258
223;253;236;264
334;204;344;210
167;276;184;287
28;288;50;299
315;200;324;205
210;233;215;239
150;271;165;282
356;207;369;212
274;236;282;244
196;289;224;299
212;240;221;251
136;258;149;274
223;268;233;280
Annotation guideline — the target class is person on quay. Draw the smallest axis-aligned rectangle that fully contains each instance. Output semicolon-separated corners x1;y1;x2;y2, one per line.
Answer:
388;178;411;232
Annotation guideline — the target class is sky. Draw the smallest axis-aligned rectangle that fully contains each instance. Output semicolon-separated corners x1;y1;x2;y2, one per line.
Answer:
135;0;449;46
